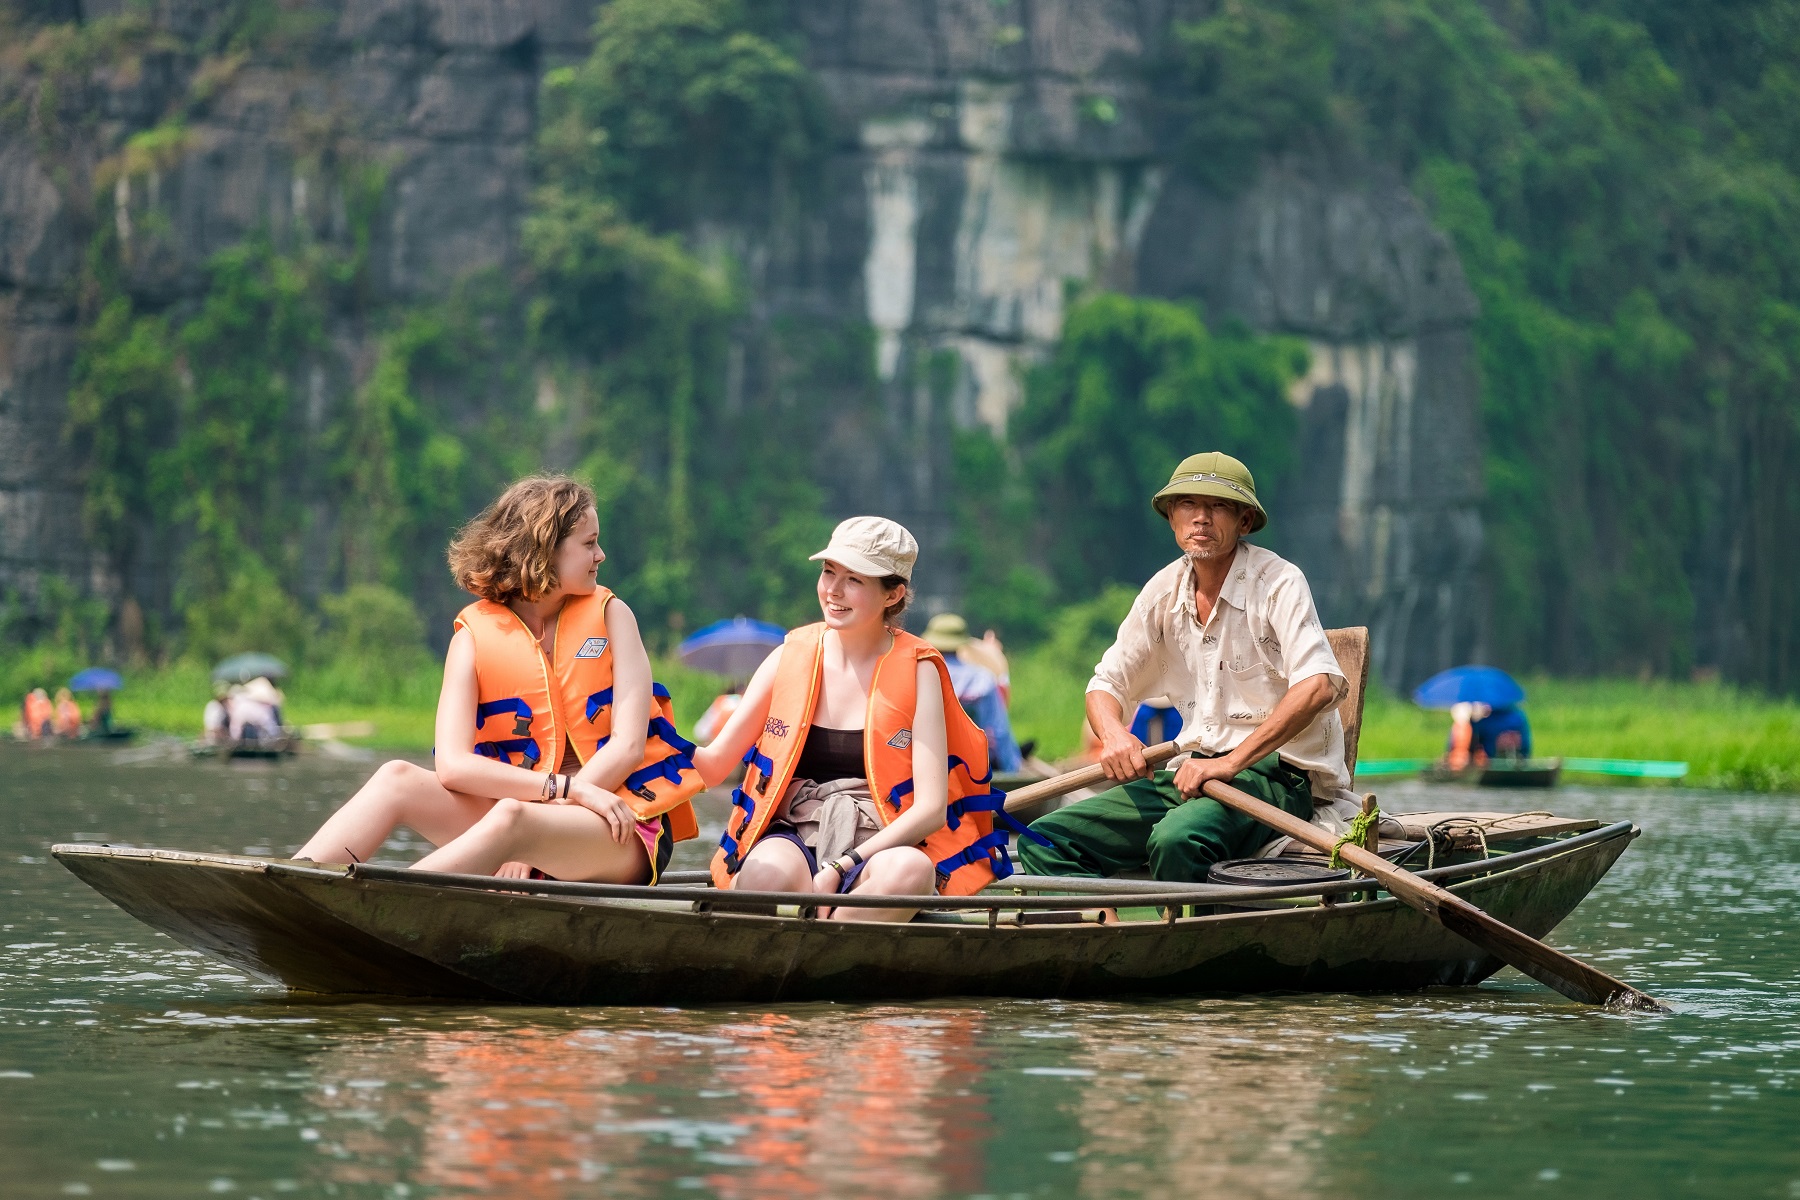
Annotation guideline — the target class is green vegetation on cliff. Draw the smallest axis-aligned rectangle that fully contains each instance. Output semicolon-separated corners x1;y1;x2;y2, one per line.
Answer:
1174;0;1800;692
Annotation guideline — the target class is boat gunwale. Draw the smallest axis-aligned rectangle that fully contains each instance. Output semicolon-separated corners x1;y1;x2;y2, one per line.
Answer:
52;820;1637;914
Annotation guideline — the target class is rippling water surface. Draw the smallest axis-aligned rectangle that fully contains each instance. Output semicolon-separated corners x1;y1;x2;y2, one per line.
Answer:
1;742;1796;1198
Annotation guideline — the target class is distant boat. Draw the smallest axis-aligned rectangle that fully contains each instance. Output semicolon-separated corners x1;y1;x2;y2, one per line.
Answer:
1360;758;1688;783
1423;758;1563;789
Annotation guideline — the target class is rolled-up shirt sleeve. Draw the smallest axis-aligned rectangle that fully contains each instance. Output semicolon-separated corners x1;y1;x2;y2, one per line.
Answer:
1086;592;1159;709
1266;570;1347;701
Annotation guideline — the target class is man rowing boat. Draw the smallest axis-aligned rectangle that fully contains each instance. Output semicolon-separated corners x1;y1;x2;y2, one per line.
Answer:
1019;452;1363;882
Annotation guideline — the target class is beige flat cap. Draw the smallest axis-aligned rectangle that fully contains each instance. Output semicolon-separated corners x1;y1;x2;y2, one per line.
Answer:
809;516;918;580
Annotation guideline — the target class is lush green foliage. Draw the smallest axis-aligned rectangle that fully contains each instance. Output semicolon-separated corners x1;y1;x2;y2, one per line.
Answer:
524;0;849;637
37;0;849;680
950;293;1306;640
1173;0;1800;690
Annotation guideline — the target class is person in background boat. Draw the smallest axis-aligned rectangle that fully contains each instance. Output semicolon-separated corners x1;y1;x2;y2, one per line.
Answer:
20;688;54;739
695;517;1025;921
229;677;284;741
1444;701;1484;770
1474;703;1531;760
90;689;116;737
52;688;82;739
294;475;703;883
958;627;1012;708
922;613;1023;773
1131;696;1183;745
202;681;231;744
1020;452;1360;884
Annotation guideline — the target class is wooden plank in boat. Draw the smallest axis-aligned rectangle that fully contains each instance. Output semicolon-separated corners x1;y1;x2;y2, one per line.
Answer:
1386;812;1601;843
1280;812;1601;856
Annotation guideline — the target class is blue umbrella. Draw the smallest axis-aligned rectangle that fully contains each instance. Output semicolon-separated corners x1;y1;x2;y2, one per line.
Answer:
69;667;124;692
678;617;786;678
1412;665;1526;710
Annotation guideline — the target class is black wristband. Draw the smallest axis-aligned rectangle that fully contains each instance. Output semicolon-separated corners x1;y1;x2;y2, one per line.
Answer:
844;847;864;867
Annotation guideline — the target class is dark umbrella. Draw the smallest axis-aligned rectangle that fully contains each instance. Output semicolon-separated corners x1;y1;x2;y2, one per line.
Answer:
1412;665;1526;710
678;618;785;678
212;652;289;685
68;668;124;693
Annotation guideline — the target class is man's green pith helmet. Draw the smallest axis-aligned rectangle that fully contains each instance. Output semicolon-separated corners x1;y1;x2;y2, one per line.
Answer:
1151;451;1268;533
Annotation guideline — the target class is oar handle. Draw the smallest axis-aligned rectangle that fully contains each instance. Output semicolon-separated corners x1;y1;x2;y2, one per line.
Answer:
1199;778;1668;1012
1003;740;1184;814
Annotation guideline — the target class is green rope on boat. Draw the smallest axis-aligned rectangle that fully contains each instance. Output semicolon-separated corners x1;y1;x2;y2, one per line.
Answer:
1329;803;1380;871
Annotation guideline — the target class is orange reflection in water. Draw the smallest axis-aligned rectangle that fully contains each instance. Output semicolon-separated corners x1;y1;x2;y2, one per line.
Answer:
304;1009;993;1199
1067;1009;1340;1200
705;1011;990;1200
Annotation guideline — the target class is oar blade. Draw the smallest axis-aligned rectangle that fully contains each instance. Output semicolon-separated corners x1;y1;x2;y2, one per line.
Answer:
1435;892;1669;1012
1200;778;1669;1012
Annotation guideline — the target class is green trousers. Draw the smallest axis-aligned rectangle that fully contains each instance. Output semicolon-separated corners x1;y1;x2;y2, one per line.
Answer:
1018;753;1317;883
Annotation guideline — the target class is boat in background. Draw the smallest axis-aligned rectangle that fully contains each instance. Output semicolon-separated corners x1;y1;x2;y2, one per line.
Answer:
1423;757;1563;788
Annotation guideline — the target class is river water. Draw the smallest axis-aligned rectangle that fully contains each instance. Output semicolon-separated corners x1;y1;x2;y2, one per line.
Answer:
0;742;1795;1199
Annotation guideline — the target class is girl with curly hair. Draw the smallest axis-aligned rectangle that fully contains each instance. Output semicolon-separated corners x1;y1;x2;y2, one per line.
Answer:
296;476;702;882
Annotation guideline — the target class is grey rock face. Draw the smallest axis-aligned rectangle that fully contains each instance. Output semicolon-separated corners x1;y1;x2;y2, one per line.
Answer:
0;0;1484;689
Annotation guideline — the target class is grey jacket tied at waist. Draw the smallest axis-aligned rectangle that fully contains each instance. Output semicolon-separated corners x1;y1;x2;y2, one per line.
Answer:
780;777;882;865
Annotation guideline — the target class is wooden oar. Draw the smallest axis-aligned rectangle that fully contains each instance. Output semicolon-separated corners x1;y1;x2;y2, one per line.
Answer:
1200;777;1669;1012
1002;740;1185;815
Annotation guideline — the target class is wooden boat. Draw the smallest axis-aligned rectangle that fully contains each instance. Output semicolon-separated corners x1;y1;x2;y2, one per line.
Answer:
1422;758;1563;789
189;732;301;760
52;820;1636;1003
52;627;1637;1004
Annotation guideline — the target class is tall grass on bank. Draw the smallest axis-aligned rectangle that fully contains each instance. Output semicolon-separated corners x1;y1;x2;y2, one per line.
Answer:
1011;656;1800;793
3;647;729;756
9;620;1796;791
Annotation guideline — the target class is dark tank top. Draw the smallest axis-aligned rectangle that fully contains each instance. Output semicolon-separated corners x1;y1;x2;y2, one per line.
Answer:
794;725;865;783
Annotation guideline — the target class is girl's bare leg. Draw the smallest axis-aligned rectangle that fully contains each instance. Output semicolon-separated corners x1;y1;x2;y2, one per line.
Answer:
294;760;495;864
827;845;935;923
734;837;814;894
409;799;653;884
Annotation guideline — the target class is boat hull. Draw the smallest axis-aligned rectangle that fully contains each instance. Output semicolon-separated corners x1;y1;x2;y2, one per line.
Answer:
54;824;1636;1005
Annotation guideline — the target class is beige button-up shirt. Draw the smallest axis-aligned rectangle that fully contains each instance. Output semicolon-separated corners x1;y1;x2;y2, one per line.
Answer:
1086;543;1353;801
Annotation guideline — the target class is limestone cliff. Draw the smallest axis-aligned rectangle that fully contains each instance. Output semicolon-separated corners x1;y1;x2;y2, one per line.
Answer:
0;0;1483;686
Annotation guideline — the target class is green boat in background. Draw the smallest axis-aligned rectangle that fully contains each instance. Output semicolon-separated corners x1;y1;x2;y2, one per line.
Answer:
1360;757;1689;785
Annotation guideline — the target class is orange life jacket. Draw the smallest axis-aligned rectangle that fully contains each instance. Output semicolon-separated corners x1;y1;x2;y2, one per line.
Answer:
22;692;53;738
1447;715;1474;771
454;588;701;842
710;623;1041;895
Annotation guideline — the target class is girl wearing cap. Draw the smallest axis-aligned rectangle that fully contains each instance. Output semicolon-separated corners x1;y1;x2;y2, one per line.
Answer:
694;517;1021;920
295;475;703;883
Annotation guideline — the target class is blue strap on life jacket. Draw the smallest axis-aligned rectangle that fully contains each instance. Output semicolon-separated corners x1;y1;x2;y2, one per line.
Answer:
585;684;670;721
623;751;697;795
719;787;757;873
476;697;532;723
475;697;534;740
647;716;697;758
944;789;1053;846
584;688;613;722
742;743;776;795
472;737;542;767
935;829;1017;880
947;754;993;787
885;777;914;810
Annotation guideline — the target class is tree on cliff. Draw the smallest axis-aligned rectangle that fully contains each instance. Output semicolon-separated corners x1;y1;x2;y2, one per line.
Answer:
1173;0;1800;689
